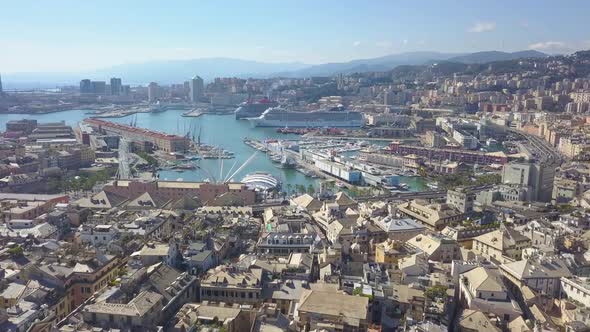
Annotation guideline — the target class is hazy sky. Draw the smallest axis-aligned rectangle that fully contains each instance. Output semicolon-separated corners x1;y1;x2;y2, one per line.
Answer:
1;0;589;73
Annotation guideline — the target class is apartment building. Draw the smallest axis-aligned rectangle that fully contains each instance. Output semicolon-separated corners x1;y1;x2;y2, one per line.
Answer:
200;267;264;305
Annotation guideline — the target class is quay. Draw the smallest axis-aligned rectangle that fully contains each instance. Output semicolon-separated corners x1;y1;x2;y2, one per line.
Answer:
243;137;269;152
182;109;204;117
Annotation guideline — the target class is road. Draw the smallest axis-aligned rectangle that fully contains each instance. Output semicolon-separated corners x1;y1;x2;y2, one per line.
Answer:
507;128;562;166
117;138;131;179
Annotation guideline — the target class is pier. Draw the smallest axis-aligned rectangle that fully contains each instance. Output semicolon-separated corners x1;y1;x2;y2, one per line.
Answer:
182;109;204;117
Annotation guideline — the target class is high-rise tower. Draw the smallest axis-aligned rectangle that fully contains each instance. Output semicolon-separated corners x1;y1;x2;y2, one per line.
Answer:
148;82;159;103
189;75;204;103
110;77;122;96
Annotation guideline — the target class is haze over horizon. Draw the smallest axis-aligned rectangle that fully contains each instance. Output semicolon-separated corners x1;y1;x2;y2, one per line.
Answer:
2;0;590;74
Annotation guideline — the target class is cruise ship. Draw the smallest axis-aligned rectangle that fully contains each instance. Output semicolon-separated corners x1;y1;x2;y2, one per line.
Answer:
234;98;277;119
247;107;364;128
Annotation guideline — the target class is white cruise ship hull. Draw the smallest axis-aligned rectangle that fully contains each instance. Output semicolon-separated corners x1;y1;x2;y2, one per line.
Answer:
248;118;364;128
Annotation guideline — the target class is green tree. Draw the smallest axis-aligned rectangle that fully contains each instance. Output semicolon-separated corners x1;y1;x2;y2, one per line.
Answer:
425;285;448;300
47;177;62;193
324;181;336;193
296;184;305;194
352;286;374;300
8;245;24;258
418;166;427;178
137;151;159;167
557;204;575;213
307;184;315;195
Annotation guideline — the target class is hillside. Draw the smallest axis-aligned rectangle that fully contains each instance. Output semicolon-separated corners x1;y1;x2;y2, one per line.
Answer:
447;50;548;64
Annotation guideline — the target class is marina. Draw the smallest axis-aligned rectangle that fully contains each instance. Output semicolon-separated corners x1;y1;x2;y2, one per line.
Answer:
0;109;427;192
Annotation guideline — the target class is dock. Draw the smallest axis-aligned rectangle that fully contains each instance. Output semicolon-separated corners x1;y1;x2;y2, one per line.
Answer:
243;138;269;152
281;149;365;189
182;109;204;117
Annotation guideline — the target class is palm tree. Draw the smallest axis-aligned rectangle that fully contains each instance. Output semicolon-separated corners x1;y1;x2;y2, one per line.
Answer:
298;184;305;194
307;184;315;195
324;180;336;193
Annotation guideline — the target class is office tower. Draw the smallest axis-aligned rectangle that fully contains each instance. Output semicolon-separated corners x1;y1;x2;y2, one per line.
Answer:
336;73;344;90
80;79;92;93
189;75;204;103
501;160;555;202
148;82;159;103
91;81;106;94
383;91;394;105
0;73;3;95
110;78;122;96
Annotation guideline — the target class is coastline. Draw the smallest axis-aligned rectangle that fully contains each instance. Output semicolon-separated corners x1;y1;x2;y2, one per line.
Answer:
0;108;90;115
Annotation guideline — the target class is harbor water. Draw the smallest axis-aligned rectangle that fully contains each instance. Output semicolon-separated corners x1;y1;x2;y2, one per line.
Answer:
0;109;427;191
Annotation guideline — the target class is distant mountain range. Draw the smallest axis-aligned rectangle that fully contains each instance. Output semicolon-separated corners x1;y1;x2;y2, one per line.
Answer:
445;50;548;64
280;51;462;77
3;50;549;88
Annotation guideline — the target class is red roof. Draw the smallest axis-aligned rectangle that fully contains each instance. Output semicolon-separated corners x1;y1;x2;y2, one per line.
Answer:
84;118;188;141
